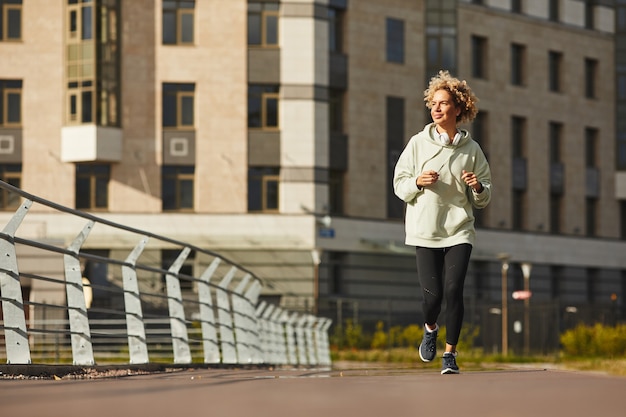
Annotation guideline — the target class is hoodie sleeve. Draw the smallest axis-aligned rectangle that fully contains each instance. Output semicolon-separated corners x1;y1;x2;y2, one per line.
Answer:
393;136;422;203
469;147;492;209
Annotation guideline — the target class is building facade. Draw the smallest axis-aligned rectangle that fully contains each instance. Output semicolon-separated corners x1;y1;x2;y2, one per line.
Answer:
1;0;625;352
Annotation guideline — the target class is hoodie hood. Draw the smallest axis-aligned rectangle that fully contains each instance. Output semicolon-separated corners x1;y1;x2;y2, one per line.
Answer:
425;123;471;147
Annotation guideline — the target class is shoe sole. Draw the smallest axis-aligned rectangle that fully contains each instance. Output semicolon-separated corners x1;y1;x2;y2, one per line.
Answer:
418;343;435;362
441;368;460;375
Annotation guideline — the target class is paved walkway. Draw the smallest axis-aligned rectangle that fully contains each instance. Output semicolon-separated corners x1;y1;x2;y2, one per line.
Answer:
1;363;625;417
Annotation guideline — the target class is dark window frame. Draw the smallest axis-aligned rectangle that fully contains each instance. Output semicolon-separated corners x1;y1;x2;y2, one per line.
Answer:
471;35;488;79
75;164;110;211
0;79;22;126
162;165;194;212
162;0;195;45
248;84;279;129
548;50;563;93
0;163;22;210
549;0;560;22
247;2;279;47
584;57;598;99
1;0;22;41
162;83;195;130
510;43;525;86
386;17;405;64
248;167;279;212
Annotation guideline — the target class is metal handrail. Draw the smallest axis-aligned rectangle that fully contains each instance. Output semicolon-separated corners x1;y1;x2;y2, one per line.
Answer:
0;180;331;367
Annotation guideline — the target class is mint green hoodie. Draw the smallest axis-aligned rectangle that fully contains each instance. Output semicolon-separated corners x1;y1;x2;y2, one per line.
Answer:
393;123;492;248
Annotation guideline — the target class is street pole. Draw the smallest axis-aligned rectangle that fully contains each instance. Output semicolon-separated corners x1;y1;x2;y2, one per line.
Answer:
521;262;532;356
498;253;510;357
311;249;321;315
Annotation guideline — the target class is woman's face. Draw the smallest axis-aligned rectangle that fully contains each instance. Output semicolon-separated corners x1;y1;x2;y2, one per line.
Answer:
430;89;460;130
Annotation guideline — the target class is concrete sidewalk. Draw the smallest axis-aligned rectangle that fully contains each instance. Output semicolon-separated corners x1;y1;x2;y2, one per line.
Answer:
1;364;624;417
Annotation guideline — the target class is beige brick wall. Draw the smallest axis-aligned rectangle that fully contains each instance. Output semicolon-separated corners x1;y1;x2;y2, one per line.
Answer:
458;6;616;237
11;2;71;209
345;0;425;219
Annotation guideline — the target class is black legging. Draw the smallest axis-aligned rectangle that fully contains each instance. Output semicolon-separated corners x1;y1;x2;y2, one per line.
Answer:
415;243;472;346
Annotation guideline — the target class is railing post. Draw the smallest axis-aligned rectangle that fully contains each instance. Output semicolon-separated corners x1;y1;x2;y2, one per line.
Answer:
271;307;288;365
305;315;318;366
284;312;298;365
197;258;221;364
244;280;263;364
232;274;252;363
295;315;308;366
165;247;192;364
255;301;268;363
0;199;32;364
65;221;95;366
216;267;237;363
121;236;150;364
316;318;333;366
260;303;276;363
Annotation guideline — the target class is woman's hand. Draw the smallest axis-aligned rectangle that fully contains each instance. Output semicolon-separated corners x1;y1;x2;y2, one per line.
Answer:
416;170;439;188
462;170;483;193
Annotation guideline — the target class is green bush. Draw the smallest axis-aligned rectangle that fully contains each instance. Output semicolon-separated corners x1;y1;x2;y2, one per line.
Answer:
400;324;422;347
331;320;481;352
561;323;626;357
370;321;388;349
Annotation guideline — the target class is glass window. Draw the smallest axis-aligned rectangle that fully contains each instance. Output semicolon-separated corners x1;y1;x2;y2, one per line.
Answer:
549;51;562;93
329;89;344;134
585;58;598;99
586;198;597;237
248;84;279;129
471;35;487;79
585;0;594;30
248;167;279;212
1;1;22;41
549;122;562;164
0;79;22;126
512;0;522;13
162;83;195;129
162;0;195;45
386;17;404;64
328;8;344;54
585;128;598;168
618;7;626;31
511;43;525;86
75;164;110;210
248;2;279;47
473;111;489;159
329;170;344;216
549;0;560;22
512;116;526;158
162;165;194;211
81;4;92;40
0;164;22;210
66;1;120;127
441;36;456;70
81;90;93;123
512;190;526;231
386;96;405;220
550;194;562;234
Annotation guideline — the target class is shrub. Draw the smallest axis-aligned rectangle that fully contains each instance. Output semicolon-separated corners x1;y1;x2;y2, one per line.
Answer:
370;321;388;349
560;323;626;357
400;324;422;347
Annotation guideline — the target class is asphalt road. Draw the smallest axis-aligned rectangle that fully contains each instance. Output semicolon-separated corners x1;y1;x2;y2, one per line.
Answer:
1;363;625;417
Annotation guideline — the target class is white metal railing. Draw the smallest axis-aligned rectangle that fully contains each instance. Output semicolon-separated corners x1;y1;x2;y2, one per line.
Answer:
0;180;331;367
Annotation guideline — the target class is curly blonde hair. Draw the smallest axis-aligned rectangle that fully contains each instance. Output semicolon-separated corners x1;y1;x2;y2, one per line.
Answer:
424;70;479;124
